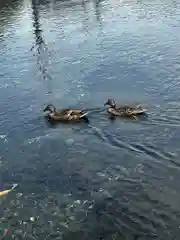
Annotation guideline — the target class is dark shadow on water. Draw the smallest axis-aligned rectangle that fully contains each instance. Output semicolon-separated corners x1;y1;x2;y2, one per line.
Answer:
31;0;53;95
81;0;90;35
31;0;45;53
94;0;103;24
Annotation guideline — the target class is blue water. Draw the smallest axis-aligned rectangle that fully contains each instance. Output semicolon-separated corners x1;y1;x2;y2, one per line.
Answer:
1;0;180;239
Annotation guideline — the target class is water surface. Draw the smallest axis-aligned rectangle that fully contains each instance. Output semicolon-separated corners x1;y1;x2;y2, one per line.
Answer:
1;0;180;239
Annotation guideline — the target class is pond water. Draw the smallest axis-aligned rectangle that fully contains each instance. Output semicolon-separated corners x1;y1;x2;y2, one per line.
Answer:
1;0;180;239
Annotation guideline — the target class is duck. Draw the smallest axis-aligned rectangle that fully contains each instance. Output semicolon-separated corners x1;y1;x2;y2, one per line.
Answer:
43;104;89;123
104;99;147;119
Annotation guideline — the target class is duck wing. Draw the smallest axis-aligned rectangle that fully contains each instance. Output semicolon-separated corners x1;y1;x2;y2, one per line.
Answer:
125;106;147;115
50;109;89;121
108;107;123;116
117;104;147;115
69;109;85;115
55;108;71;115
56;109;85;115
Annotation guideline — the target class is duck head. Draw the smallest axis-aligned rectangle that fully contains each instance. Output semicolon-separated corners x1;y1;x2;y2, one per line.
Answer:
104;99;116;108
43;104;56;113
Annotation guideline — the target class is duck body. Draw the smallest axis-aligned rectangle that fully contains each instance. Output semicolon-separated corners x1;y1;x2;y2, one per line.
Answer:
43;104;89;123
104;99;147;119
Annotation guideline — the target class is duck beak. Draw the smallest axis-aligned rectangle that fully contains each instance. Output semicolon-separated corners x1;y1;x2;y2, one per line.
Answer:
43;106;48;112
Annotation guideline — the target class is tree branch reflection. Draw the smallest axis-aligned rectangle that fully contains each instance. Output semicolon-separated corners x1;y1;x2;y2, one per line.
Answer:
30;0;52;83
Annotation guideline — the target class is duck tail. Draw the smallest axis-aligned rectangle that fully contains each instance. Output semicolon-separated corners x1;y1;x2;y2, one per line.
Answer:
80;112;89;123
132;108;147;115
79;112;89;118
139;108;148;114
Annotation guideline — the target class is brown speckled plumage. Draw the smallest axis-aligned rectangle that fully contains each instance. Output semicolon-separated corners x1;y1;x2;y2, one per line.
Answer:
104;99;147;119
43;104;89;123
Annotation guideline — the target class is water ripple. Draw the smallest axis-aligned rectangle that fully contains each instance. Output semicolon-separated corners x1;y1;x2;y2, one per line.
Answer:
1;0;180;239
